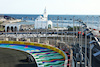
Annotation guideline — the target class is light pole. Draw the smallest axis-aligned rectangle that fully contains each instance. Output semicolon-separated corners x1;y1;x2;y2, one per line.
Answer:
40;17;43;42
37;19;38;38
79;18;81;47
57;16;59;40
46;17;48;41
32;30;34;42
99;16;100;30
61;17;63;42
85;30;87;67
76;19;78;43
64;18;67;43
89;16;94;67
73;16;75;45
85;16;88;67
67;17;70;43
53;17;56;45
89;35;92;67
92;16;94;30
27;25;28;41
80;21;83;67
78;19;81;66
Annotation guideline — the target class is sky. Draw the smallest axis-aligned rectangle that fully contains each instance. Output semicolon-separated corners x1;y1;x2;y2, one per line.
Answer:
0;0;100;15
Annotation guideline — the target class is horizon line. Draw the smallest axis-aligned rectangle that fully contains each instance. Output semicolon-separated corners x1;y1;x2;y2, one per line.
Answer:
0;13;100;15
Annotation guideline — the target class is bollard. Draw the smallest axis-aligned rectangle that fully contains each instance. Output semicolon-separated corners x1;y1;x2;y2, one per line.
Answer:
27;38;30;42
16;38;19;41
37;38;40;43
45;40;49;45
5;38;8;41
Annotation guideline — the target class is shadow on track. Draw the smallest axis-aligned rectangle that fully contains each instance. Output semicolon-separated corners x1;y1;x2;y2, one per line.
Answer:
0;48;37;67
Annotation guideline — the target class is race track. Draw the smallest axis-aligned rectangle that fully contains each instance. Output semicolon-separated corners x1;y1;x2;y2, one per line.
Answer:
0;43;65;67
0;48;37;67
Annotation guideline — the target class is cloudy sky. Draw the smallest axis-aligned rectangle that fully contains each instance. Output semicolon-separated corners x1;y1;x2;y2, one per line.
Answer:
0;0;100;15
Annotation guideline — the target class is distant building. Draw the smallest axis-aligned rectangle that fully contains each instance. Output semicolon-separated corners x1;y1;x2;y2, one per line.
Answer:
0;16;6;22
5;23;21;32
5;8;53;32
34;7;53;29
9;19;22;23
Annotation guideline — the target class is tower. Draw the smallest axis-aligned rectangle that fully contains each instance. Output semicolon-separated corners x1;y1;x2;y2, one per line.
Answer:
43;7;48;20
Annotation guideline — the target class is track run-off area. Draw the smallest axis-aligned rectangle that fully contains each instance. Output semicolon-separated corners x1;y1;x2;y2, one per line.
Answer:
0;41;67;67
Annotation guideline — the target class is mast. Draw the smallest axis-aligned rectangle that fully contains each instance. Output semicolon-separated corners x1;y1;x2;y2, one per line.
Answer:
43;7;48;20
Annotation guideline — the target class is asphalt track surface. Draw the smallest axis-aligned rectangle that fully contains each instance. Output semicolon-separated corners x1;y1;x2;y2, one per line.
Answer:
0;48;37;67
92;56;100;67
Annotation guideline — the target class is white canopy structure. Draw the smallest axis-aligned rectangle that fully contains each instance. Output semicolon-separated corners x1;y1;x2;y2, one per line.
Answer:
34;7;53;29
5;23;21;32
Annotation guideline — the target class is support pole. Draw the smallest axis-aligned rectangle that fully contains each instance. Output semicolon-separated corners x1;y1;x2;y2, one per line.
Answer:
57;17;59;40
85;31;87;67
73;16;75;45
61;17;63;42
89;35;92;67
37;19;38;37
85;16;88;67
46;18;47;41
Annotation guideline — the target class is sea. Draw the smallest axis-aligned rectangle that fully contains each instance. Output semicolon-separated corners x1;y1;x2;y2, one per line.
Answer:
3;14;100;30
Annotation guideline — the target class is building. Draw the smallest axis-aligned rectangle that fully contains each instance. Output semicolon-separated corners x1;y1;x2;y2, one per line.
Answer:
5;23;21;32
34;7;53;29
5;7;53;32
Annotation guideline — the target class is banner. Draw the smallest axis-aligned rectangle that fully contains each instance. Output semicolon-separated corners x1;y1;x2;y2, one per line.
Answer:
13;41;20;44
2;41;9;43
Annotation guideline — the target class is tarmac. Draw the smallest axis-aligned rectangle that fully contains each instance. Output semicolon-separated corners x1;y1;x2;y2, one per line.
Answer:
0;48;37;67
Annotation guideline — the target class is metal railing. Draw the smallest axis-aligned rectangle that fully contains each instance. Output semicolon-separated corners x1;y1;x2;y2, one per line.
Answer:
0;33;74;67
